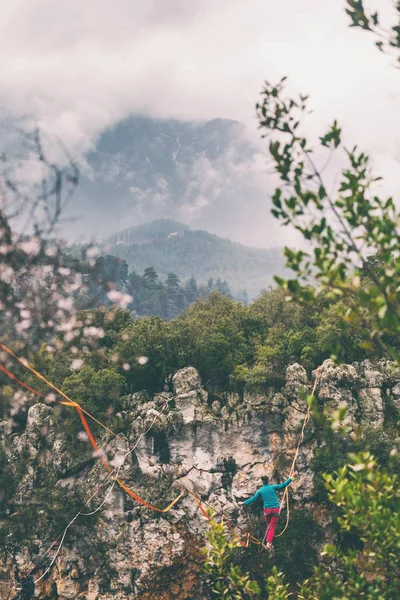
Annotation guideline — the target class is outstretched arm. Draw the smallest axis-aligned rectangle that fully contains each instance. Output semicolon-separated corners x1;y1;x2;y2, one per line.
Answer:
273;471;298;490
240;489;261;506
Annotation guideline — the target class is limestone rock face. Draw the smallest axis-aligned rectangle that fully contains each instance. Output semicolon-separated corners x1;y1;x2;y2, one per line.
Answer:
285;363;309;392
391;382;400;412
1;359;396;599
358;388;384;428
27;403;53;428
317;360;357;408
172;367;206;424
282;363;311;430
172;367;202;396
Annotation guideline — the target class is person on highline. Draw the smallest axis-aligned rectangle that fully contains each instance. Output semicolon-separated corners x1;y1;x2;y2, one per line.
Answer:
239;471;298;548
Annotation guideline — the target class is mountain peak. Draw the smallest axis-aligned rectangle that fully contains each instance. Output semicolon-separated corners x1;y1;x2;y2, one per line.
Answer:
107;219;191;245
69;116;266;244
104;220;287;299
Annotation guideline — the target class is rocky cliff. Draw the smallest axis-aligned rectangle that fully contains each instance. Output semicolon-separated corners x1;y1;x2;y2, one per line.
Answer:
1;358;399;599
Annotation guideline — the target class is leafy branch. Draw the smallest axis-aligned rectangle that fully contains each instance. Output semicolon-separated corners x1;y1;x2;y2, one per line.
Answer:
257;76;400;361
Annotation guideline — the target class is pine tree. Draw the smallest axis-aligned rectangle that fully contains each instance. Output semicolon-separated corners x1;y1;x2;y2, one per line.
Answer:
143;266;158;286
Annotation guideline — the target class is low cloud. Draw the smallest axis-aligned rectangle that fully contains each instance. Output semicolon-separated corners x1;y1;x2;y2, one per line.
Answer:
1;0;399;247
1;1;399;150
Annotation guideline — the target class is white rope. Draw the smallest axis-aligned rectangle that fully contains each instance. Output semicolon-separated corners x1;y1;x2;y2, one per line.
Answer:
34;529;67;584
80;465;122;516
275;366;321;538
81;405;168;515
32;400;172;583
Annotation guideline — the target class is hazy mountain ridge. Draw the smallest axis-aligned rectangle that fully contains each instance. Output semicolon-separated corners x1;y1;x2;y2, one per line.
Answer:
71;116;268;244
0;115;273;247
107;219;191;245
103;219;286;299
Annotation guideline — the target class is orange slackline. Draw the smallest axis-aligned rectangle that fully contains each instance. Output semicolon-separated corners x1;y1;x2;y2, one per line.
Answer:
0;344;183;514
0;343;115;437
178;484;264;548
0;363;46;398
1;353;264;546
24;394;182;583
1;342;319;546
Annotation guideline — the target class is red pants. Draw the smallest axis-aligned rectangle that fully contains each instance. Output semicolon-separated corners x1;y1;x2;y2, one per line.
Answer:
263;508;280;543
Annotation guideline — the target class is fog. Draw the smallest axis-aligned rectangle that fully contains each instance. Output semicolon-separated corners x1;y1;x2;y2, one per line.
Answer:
1;0;399;247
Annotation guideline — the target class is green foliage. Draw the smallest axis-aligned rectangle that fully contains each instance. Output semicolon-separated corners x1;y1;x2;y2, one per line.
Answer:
266;567;291;600
94;255;128;284
233;506;323;591
258;74;400;364
345;0;400;61
113;315;181;393
312;421;398;502
102;223;287;301
311;435;350;502
83;255;235;320
298;452;400;599
202;516;261;599
203;508;322;598
251;10;400;595
273;510;323;586
32;283;385;404
62;365;126;417
235;288;375;389
179;293;250;389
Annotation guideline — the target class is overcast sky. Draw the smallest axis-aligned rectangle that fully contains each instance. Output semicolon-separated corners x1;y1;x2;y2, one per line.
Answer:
1;0;400;244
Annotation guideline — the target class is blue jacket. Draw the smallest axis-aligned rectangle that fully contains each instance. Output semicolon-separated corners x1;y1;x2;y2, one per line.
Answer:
243;478;292;509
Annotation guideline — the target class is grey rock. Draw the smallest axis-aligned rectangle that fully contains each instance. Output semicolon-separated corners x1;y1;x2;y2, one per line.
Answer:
392;382;400;398
211;400;221;413
172;367;202;395
120;391;150;412
286;362;309;386
358;388;384;428
26;403;53;427
317;359;358;388
2;359;394;599
358;360;385;388
243;390;267;407
391;383;400;411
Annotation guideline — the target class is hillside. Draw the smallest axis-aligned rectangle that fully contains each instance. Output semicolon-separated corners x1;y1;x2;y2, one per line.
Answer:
0;116;273;248
104;219;287;299
67;116;270;246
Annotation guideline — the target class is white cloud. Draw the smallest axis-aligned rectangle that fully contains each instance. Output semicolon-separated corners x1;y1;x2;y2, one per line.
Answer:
1;0;399;150
0;0;399;247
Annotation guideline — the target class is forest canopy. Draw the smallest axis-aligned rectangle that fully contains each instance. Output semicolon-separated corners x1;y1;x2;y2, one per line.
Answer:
24;278;387;421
